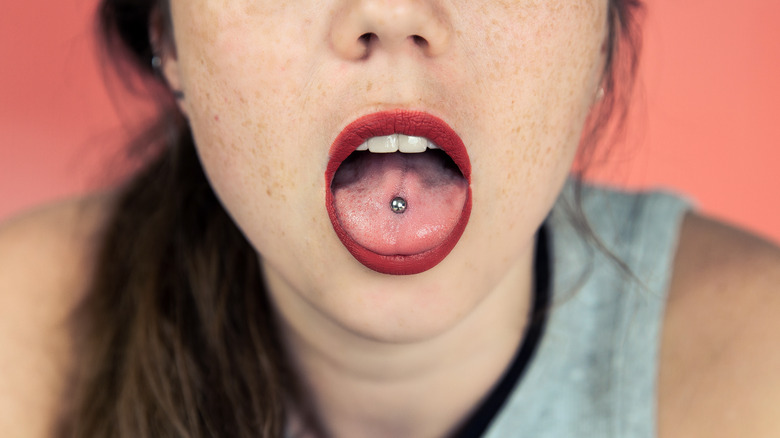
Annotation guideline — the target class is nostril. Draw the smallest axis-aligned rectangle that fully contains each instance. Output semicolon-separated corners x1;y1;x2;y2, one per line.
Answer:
354;33;376;59
359;33;376;46
411;35;429;50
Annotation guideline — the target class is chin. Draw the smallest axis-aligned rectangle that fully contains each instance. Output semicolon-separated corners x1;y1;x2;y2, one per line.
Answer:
330;285;475;345
313;245;493;344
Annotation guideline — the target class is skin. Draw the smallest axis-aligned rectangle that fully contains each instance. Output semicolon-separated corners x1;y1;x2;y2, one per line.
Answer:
1;1;780;437
162;0;604;344
161;1;604;435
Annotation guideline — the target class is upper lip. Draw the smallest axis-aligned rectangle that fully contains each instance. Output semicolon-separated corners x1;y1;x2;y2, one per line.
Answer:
326;109;471;185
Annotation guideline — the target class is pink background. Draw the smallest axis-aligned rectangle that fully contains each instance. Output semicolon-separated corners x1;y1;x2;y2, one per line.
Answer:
2;1;779;243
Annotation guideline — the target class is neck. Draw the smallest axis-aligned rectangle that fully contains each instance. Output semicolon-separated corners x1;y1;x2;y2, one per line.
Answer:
266;248;536;438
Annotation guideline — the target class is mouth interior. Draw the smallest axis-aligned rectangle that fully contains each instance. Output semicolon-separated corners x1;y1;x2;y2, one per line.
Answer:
331;148;468;256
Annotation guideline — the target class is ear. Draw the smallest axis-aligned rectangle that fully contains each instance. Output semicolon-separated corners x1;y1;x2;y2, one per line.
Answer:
159;51;187;114
149;7;188;116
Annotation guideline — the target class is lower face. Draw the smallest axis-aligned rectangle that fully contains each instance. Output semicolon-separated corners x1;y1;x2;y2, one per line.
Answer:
167;0;608;342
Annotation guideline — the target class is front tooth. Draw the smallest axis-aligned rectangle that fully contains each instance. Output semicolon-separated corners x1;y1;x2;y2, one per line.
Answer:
368;134;398;153
398;134;427;153
356;141;369;151
427;140;440;150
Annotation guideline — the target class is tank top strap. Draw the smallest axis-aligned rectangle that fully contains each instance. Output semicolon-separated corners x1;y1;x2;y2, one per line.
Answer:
484;181;692;438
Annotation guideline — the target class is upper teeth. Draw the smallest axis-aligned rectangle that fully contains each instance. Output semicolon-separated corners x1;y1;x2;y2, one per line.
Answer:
356;134;441;153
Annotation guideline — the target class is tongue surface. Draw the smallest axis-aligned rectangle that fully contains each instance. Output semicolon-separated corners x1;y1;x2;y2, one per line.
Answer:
332;151;468;256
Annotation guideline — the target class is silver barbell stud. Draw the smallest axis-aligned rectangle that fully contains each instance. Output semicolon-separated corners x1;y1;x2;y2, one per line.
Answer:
391;197;407;214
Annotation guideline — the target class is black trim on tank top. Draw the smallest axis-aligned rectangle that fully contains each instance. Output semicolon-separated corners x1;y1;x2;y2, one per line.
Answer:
451;223;551;438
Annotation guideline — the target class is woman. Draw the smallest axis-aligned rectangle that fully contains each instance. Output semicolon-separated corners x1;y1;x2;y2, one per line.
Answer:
1;0;779;437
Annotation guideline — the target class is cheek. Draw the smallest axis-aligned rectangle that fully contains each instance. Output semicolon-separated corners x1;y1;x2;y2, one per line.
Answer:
171;5;324;243
185;87;301;236
468;2;606;195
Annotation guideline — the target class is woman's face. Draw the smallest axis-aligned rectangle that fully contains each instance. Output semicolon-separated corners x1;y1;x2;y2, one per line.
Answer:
164;0;608;342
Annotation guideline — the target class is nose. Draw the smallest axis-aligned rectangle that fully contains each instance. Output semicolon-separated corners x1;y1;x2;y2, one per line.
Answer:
330;0;452;60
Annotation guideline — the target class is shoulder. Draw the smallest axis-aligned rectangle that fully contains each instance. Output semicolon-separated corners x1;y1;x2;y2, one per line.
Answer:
0;194;112;302
659;212;780;438
0;194;113;436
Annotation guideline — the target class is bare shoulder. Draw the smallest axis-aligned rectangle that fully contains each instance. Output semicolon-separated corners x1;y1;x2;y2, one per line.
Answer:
0;194;114;437
659;212;780;438
0;194;113;307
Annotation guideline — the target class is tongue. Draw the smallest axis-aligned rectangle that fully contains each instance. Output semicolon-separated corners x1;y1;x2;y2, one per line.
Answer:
331;151;468;256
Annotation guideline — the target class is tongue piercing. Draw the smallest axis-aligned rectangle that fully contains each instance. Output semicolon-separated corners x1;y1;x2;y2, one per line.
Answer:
391;197;407;214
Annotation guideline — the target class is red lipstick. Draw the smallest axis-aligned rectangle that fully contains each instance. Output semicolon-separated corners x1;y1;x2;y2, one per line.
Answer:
326;110;472;275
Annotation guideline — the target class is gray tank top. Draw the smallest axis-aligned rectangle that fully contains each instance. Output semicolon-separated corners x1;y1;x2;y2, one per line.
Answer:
484;183;691;437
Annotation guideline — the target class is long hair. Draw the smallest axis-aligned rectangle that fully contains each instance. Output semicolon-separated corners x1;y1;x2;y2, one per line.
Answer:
58;1;644;436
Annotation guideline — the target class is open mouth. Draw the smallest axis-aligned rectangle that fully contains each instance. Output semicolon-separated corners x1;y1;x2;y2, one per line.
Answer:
326;110;472;275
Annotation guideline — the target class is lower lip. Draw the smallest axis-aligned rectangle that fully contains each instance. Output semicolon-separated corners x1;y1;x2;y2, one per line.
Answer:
326;110;472;275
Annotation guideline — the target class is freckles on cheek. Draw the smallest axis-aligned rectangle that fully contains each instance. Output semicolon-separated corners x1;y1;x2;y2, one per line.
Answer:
201;125;295;204
183;68;303;207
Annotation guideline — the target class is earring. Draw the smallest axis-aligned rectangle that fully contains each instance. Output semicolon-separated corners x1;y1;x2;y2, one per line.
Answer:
151;54;186;100
595;87;605;102
151;55;163;70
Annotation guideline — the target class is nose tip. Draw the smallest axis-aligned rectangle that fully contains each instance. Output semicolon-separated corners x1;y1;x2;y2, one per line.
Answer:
330;0;452;60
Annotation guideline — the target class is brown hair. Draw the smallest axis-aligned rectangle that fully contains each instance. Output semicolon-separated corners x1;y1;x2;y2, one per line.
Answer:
58;1;644;436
